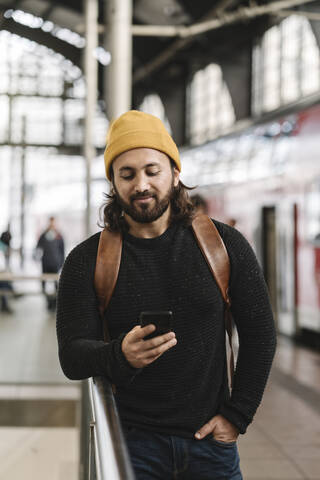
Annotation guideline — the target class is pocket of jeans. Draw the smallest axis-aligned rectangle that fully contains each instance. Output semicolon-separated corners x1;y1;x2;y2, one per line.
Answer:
209;436;237;447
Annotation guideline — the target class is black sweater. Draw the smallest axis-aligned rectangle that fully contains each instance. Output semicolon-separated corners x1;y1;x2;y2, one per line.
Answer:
56;220;276;437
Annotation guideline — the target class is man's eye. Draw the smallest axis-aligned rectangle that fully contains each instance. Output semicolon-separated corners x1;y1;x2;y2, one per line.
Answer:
121;174;134;180
147;171;160;176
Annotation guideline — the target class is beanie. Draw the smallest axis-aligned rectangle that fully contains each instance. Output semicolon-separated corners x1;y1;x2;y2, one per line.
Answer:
104;110;181;180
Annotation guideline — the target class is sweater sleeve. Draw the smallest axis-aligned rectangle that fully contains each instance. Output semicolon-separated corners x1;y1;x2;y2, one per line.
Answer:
56;238;141;386
217;224;277;434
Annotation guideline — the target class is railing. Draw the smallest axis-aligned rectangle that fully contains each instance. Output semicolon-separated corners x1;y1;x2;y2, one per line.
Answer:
0;273;59;281
0;273;135;478
80;377;135;480
0;273;59;296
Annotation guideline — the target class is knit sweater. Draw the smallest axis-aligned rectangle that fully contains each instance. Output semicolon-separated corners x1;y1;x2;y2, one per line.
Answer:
56;219;276;437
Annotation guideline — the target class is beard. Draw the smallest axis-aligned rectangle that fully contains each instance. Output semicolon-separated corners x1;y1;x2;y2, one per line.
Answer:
114;180;175;224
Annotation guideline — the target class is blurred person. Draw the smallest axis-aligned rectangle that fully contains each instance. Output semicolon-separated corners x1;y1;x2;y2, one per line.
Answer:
0;280;13;314
190;193;209;215
57;111;276;480
0;228;14;313
36;217;64;311
0;228;12;269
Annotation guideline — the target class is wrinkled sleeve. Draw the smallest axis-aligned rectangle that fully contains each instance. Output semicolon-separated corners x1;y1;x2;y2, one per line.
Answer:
218;226;277;434
56;244;141;386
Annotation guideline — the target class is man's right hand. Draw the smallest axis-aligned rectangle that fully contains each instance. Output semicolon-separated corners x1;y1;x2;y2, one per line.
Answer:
121;325;177;368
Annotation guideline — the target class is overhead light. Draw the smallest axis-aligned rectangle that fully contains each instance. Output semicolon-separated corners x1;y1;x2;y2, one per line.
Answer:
93;47;111;66
53;27;85;48
42;21;54;33
11;9;43;29
4;9;14;19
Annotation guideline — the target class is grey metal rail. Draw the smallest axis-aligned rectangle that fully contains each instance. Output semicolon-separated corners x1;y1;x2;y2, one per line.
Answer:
0;273;60;296
0;273;59;281
80;377;135;480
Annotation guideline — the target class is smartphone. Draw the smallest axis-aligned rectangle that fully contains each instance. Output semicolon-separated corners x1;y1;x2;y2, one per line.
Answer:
139;311;173;340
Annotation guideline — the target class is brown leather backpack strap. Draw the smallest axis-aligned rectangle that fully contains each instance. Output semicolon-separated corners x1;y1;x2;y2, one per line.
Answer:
94;228;122;341
191;214;235;387
192;215;230;304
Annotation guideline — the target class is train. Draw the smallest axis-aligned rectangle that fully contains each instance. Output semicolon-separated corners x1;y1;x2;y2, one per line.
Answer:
181;97;320;348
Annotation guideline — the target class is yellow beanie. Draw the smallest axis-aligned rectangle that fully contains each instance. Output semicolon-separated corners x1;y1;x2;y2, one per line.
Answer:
104;110;181;180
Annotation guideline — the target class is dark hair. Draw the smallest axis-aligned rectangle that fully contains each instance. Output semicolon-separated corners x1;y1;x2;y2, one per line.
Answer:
100;164;196;233
190;194;207;210
0;230;11;246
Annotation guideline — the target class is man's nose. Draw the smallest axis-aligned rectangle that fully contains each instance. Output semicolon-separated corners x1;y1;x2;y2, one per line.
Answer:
134;173;150;192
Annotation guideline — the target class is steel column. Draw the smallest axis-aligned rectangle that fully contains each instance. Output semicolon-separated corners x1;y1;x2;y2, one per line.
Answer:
84;0;98;237
105;0;132;120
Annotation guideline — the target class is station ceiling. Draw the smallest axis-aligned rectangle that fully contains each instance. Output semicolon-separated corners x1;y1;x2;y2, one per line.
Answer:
1;0;320;97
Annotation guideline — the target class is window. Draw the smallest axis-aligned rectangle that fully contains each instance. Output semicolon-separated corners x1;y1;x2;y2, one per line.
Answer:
0;30;106;254
139;94;172;134
252;15;320;115
188;63;235;145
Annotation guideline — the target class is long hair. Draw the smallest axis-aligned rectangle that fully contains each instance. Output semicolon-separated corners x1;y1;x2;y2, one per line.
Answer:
100;168;196;233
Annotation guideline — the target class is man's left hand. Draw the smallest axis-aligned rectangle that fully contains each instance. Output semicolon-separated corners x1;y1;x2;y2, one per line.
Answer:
195;414;239;443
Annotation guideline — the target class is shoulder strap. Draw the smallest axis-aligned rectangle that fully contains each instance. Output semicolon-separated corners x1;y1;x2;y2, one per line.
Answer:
191;214;235;387
191;215;231;306
94;228;122;341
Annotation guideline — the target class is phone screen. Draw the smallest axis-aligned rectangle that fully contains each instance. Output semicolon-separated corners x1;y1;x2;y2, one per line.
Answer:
139;311;173;340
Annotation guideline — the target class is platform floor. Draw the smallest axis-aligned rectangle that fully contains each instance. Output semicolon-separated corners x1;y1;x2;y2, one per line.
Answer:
0;294;67;384
238;338;320;479
0;295;80;480
0;295;319;479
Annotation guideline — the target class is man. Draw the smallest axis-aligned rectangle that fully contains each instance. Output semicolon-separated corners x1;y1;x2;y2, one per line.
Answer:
36;217;64;310
57;111;276;479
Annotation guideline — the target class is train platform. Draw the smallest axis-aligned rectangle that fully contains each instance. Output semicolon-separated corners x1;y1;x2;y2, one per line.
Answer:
0;295;80;480
0;295;319;480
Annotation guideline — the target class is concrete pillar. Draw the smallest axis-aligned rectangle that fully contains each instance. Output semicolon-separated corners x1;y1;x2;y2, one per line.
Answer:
220;47;252;120
310;20;320;48
105;0;132;120
20;116;26;269
84;0;98;237
158;79;187;146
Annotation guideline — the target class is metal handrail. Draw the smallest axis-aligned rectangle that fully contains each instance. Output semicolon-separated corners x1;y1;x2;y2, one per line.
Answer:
81;377;135;480
0;273;60;296
0;273;59;281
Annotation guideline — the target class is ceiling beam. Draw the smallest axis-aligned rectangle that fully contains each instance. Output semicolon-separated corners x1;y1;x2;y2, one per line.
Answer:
133;0;317;83
276;9;320;20
132;0;317;38
0;143;82;153
1;17;81;67
132;2;239;85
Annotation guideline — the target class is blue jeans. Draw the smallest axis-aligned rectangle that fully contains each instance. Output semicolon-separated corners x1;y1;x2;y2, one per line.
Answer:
124;427;242;480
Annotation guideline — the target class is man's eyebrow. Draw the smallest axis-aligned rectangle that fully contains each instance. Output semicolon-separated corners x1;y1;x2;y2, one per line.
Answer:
145;162;160;168
119;162;160;172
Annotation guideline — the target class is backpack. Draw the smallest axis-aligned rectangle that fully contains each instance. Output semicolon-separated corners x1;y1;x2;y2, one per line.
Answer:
94;214;235;387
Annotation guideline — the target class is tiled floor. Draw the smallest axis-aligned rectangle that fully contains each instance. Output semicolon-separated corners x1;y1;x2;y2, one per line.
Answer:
0;296;80;480
0;427;78;480
238;337;320;480
0;296;320;479
0;295;67;384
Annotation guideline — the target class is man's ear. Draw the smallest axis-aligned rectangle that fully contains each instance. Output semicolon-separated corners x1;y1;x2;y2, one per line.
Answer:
173;167;180;187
